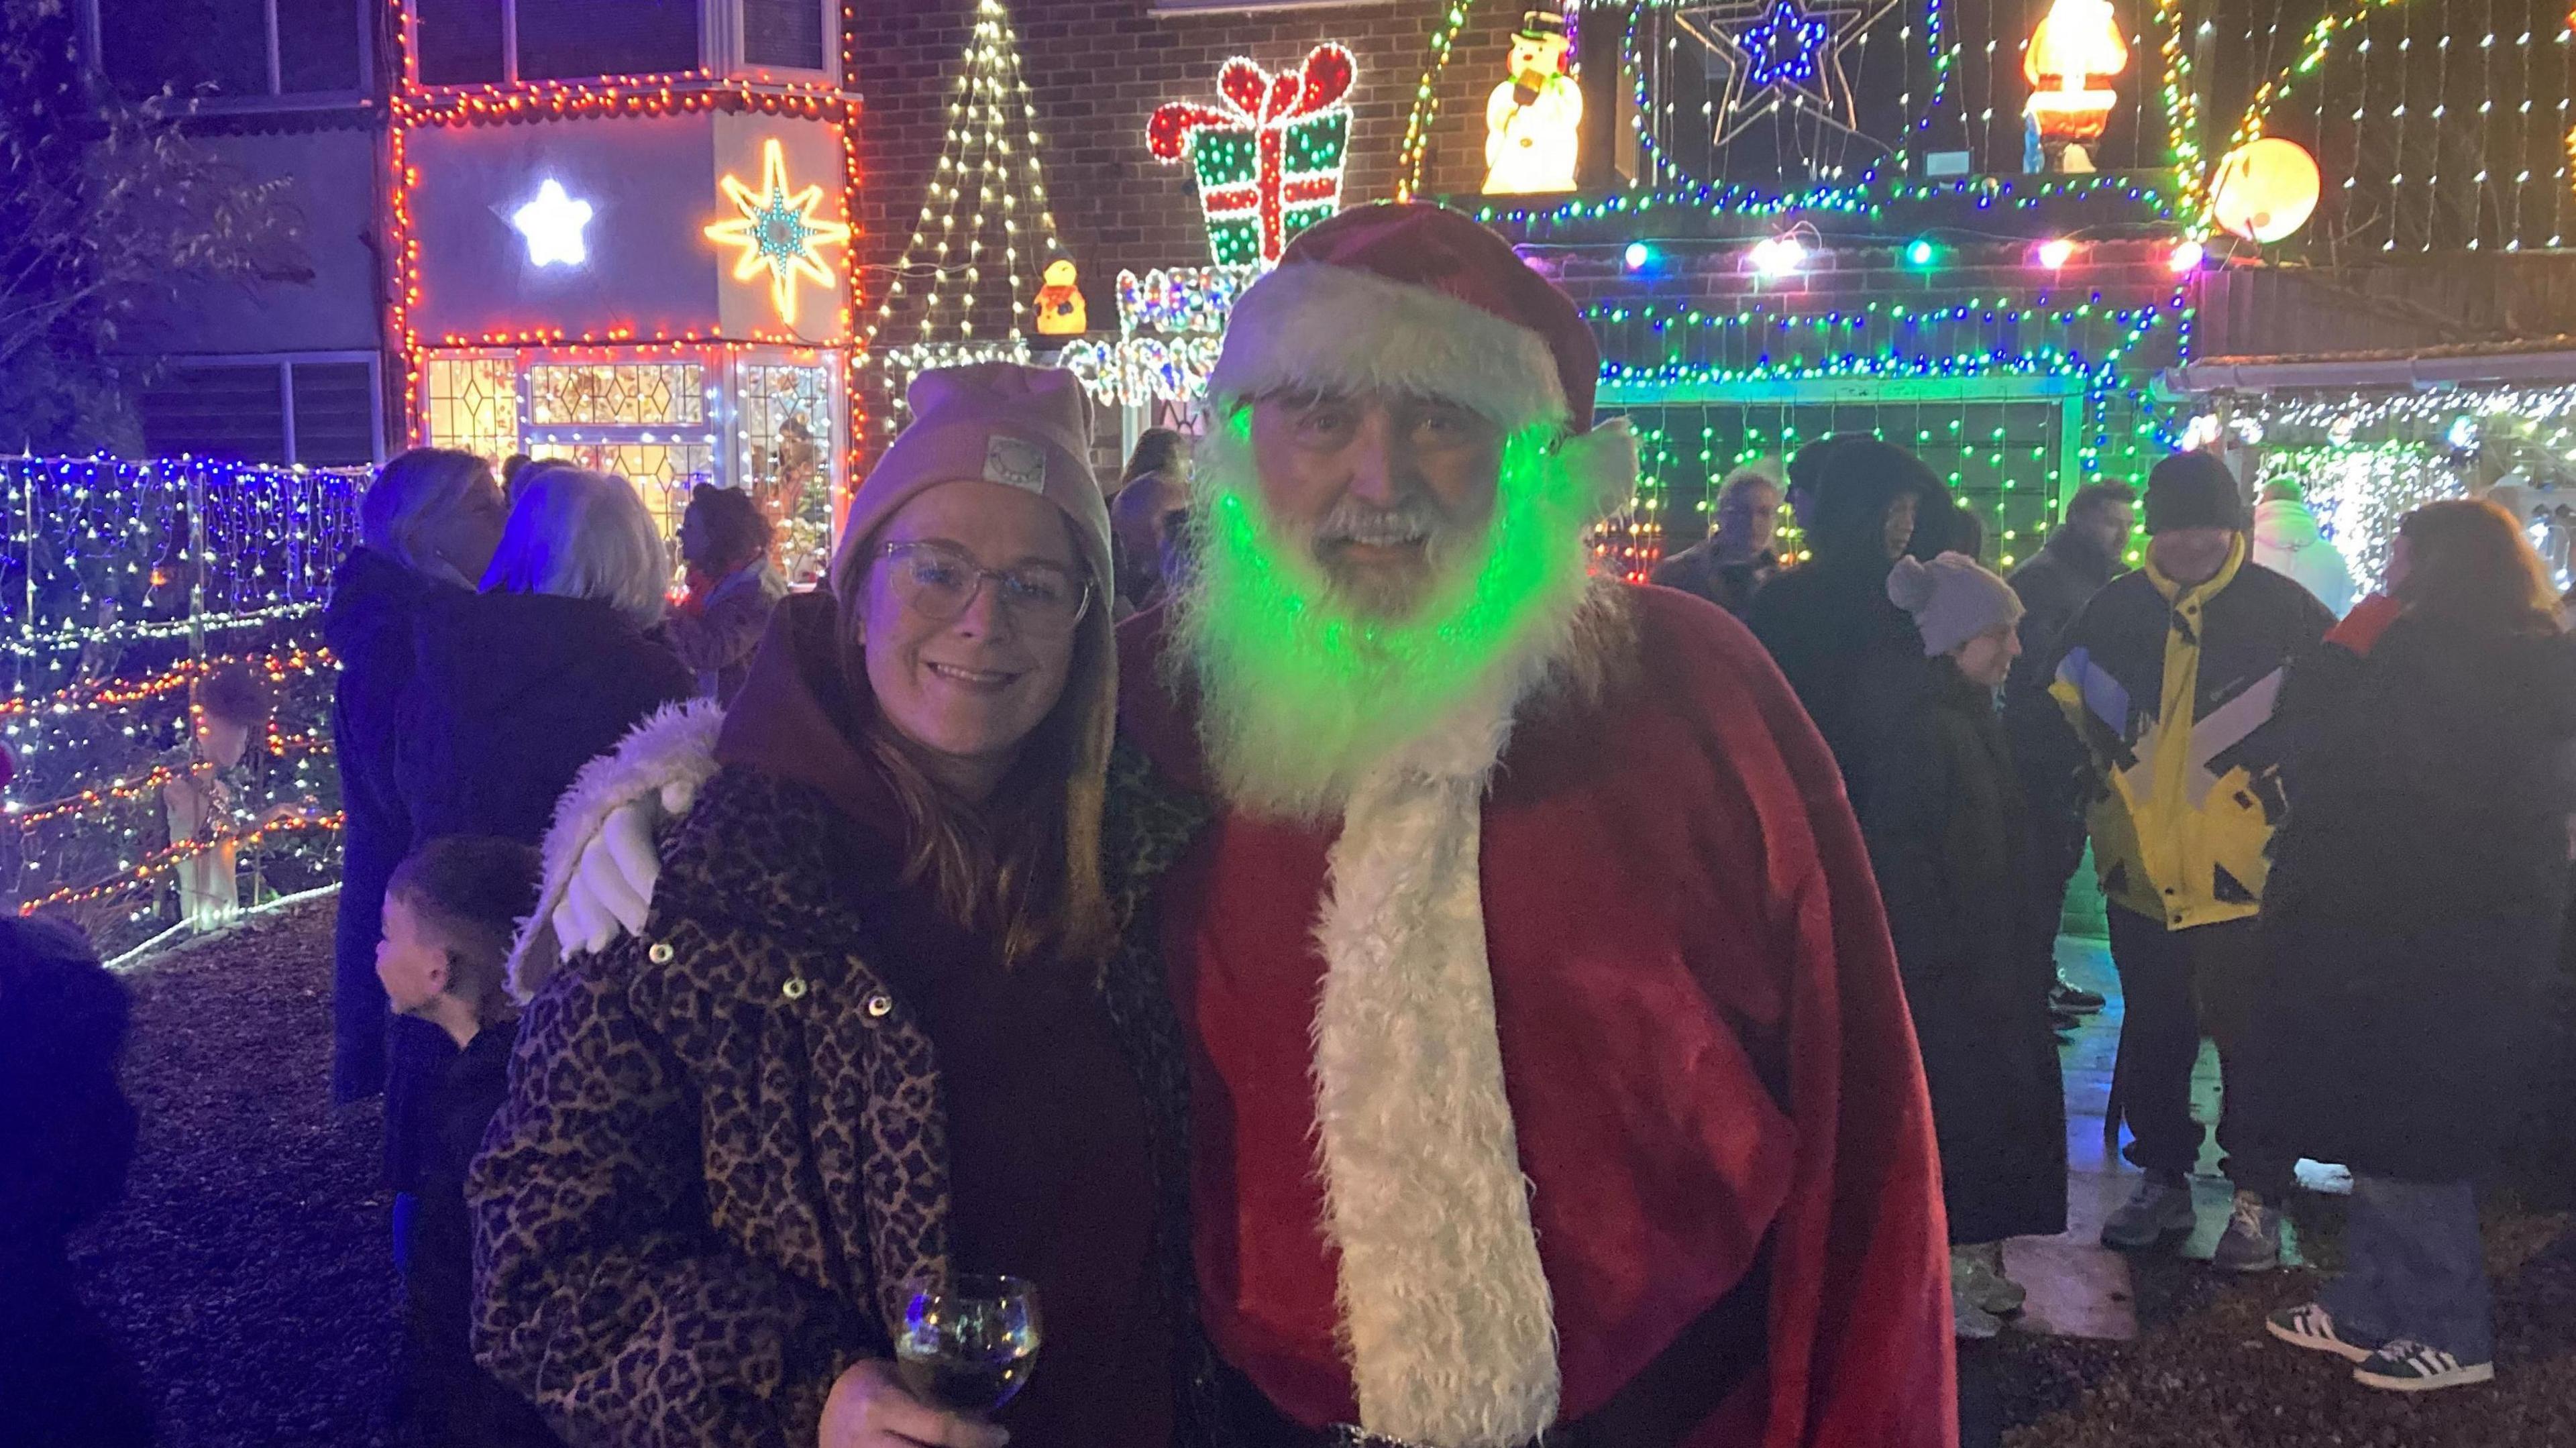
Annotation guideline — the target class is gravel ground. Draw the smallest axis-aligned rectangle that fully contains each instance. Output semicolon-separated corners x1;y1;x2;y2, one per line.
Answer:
54;902;2576;1447
65;903;404;1448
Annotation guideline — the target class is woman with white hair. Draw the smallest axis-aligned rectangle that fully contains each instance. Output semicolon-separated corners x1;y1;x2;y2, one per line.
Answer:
399;466;693;848
329;449;507;1112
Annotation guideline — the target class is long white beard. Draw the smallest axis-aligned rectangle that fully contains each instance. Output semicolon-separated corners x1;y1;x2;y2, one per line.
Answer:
1169;418;1599;821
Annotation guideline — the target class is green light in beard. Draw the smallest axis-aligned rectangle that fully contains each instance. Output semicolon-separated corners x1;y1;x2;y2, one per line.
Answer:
1183;406;1597;810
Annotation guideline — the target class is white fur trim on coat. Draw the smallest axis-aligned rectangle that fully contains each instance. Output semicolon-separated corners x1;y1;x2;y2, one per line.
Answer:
505;699;724;1003
1309;676;1561;1447
1208;262;1570;433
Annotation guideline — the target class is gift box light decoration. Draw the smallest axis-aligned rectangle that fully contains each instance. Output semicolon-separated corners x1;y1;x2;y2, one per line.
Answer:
1149;44;1356;270
865;0;1071;434
1484;9;1582;194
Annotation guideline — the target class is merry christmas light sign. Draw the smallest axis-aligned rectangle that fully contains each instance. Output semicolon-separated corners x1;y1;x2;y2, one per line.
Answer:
1149;45;1355;269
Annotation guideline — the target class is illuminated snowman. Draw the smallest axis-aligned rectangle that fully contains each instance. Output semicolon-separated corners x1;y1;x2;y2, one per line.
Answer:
1484;9;1582;195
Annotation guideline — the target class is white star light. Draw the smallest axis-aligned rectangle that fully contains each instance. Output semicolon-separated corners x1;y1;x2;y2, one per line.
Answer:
511;178;594;268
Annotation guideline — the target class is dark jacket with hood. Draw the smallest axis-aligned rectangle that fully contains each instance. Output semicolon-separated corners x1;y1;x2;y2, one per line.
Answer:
1860;659;2067;1243
2004;528;2125;838
472;594;1173;1448
1744;440;1934;814
326;547;460;1106
2254;598;2576;1182
384;589;688;1193
398;589;693;846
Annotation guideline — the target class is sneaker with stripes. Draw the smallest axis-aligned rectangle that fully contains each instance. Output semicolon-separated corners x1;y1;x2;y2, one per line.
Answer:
2352;1339;2495;1392
2264;1303;2377;1363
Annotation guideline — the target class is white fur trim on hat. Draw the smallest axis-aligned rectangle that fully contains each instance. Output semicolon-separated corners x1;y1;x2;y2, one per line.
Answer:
1209;262;1570;432
1558;416;1640;520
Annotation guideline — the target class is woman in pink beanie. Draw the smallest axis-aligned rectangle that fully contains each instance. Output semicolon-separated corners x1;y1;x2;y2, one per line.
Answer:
1868;551;2070;1341
474;364;1170;1448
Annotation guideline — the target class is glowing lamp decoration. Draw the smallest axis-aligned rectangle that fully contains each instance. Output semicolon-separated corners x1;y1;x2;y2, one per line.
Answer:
2208;137;2322;245
703;137;853;327
2167;237;2206;274
509;178;594;268
1747;233;1808;278
1485;9;1583;194
2035;236;2078;268
1904;237;1939;268
2022;0;2129;173
1623;241;1652;270
1149;45;1355;270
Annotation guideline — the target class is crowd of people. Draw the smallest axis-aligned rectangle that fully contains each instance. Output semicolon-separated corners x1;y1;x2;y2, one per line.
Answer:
4;200;2572;1448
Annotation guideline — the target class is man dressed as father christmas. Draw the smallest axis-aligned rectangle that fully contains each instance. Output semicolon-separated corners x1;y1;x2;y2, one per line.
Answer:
528;203;1953;1447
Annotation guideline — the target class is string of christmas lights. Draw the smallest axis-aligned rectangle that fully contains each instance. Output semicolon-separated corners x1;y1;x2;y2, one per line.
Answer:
865;0;1066;434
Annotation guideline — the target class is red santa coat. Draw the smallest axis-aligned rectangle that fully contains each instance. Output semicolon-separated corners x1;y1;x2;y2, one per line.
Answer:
1116;583;1954;1448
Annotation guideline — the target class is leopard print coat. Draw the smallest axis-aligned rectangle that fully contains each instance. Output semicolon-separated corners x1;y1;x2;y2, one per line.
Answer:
470;766;951;1448
472;746;1232;1448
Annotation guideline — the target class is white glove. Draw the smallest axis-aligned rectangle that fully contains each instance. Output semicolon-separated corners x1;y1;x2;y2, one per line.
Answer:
553;775;700;958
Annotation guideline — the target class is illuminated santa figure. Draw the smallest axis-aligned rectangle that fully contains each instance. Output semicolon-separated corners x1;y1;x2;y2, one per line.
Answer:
1485;9;1582;194
2022;0;2128;173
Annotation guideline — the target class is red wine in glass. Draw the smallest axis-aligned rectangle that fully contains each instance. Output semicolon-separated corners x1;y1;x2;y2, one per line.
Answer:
895;1273;1041;1415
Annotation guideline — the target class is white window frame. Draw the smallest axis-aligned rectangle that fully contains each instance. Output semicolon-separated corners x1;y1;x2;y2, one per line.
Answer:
400;0;839;92
152;351;388;467
80;0;378;114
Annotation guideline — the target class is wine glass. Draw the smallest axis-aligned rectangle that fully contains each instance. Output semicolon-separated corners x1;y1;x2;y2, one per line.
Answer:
894;1273;1042;1416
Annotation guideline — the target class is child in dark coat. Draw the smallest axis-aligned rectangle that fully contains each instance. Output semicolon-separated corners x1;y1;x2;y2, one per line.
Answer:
375;838;559;1448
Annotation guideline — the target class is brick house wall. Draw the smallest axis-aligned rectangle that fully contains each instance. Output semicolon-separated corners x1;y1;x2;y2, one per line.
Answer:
847;0;1508;321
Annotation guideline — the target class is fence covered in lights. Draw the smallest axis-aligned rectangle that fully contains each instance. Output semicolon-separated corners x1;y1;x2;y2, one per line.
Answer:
3;457;358;960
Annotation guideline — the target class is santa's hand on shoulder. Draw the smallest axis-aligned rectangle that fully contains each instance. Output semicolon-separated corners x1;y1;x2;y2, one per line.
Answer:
555;774;701;956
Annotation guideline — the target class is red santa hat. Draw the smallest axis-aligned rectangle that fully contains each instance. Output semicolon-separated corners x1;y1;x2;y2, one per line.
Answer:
1208;202;1638;516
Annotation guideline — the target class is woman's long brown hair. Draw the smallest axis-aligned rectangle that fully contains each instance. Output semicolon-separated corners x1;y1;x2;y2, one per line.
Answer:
2393;498;2565;637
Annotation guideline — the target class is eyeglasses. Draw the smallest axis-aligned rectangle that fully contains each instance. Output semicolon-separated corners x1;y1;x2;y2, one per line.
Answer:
874;540;1091;635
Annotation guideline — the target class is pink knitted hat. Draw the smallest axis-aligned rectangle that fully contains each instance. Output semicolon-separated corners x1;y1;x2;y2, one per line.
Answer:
828;362;1112;604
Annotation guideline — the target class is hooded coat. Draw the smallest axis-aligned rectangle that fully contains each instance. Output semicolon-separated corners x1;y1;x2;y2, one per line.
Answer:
2254;598;2576;1182
2251;496;2359;619
396;589;693;846
471;596;1172;1448
324;547;458;1106
1744;443;1934;815
1860;659;2067;1243
384;589;688;1193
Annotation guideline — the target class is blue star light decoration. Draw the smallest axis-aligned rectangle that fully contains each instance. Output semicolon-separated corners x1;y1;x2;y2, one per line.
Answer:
1741;0;1832;89
1673;0;1901;148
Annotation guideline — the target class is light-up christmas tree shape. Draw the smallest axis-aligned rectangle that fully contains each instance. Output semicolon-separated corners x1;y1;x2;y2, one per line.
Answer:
865;0;1069;437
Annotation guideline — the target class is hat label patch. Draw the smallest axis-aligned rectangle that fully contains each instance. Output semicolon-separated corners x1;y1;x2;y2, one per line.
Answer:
984;436;1046;492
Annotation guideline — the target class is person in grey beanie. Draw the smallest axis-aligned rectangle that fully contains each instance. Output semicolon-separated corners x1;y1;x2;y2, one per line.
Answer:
1862;552;2069;1339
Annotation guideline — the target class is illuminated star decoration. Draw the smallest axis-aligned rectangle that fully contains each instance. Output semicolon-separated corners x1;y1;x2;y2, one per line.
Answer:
510;178;594;268
1673;0;1900;148
1741;0;1832;89
703;137;853;326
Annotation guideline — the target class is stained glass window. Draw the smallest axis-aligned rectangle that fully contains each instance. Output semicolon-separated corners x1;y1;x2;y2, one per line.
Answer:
423;355;521;463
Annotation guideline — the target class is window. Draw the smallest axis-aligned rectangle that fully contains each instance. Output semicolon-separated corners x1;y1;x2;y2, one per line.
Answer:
92;0;369;103
741;0;823;71
411;0;700;85
138;356;386;467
